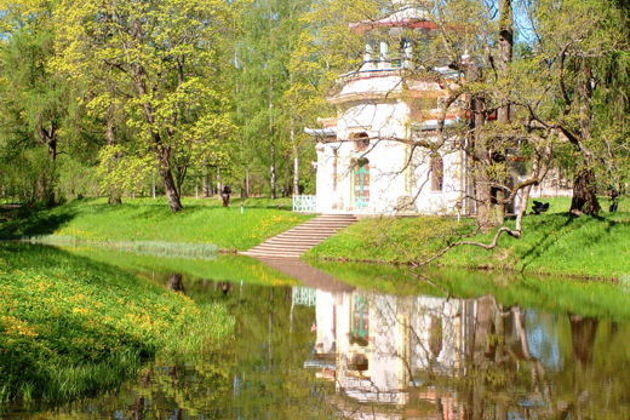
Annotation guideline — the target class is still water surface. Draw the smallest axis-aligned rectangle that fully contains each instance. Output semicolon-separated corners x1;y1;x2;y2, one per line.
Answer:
6;250;630;419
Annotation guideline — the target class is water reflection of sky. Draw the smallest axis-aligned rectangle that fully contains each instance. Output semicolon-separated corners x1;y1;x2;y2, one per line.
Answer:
525;310;562;371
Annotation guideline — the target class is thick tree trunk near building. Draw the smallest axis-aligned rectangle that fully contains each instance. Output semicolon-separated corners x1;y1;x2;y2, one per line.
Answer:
497;0;513;124
494;0;513;223
568;63;600;216
472;102;493;230
571;168;600;215
465;63;494;231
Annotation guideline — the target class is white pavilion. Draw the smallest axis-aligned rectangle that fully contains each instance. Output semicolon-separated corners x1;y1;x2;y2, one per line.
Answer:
305;0;472;216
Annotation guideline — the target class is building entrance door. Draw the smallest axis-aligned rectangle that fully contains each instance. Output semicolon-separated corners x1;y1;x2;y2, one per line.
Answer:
354;158;370;209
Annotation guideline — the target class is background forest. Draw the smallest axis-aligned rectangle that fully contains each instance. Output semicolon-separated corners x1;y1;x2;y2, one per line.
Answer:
0;0;627;215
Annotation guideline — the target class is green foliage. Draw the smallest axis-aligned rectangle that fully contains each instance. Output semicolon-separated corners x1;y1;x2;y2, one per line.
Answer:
0;243;233;404
53;0;237;209
96;145;155;197
0;7;70;204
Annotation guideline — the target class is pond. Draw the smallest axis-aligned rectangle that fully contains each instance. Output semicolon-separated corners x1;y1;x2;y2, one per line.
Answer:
3;246;629;419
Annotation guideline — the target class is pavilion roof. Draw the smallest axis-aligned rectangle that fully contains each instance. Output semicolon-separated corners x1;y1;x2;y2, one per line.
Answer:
349;6;437;34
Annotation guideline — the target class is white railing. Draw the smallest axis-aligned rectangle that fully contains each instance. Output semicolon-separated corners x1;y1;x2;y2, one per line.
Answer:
293;194;317;213
292;287;316;307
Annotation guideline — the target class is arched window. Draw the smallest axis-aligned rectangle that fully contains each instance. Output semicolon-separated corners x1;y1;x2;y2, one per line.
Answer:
430;153;443;191
350;132;370;152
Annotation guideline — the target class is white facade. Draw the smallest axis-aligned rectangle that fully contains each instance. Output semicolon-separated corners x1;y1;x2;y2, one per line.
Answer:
307;3;469;216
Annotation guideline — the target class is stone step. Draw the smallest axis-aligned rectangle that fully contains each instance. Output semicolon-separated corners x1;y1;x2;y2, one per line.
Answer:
251;244;316;252
290;224;348;230
242;250;302;258
275;231;337;238
240;213;357;258
286;227;346;233
276;229;340;235
266;238;324;244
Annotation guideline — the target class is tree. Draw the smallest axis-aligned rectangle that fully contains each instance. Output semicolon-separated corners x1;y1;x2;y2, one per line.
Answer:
55;0;235;212
0;1;69;205
523;0;628;215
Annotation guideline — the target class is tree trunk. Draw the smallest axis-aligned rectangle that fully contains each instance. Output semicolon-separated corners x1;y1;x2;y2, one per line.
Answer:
571;168;600;215
241;168;250;199
269;139;277;199
158;146;183;213
569;62;600;216
106;108;123;205
167;273;185;293
497;0;513;124
472;101;493;229
494;0;513;223
292;139;299;195
216;167;222;195
132;65;183;212
36;124;58;206
203;164;211;197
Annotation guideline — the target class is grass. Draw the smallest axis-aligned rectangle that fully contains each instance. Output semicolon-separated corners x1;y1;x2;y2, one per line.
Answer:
0;243;234;405
0;197;311;251
62;245;300;287
307;197;630;280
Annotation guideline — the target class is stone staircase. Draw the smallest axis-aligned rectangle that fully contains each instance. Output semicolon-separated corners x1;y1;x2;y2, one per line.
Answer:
241;214;357;258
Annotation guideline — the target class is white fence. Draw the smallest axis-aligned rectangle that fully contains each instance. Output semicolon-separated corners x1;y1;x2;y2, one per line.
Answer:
292;195;317;213
292;287;316;307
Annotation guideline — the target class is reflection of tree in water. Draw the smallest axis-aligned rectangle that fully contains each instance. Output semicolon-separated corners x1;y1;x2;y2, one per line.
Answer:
166;273;185;293
569;315;598;367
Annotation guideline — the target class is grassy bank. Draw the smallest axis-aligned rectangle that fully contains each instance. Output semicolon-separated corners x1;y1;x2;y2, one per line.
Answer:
63;246;299;287
311;261;630;321
0;197;311;251
0;243;234;404
308;198;629;279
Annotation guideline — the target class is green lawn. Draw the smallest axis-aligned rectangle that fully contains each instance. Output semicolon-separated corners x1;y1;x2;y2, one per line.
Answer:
307;197;629;280
0;197;311;251
0;243;234;404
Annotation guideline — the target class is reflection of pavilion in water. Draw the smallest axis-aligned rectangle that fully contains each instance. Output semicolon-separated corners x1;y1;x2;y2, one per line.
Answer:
303;288;469;419
296;286;553;420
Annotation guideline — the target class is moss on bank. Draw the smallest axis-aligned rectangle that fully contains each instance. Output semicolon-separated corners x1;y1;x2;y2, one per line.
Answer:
0;197;311;251
307;209;629;280
0;243;233;405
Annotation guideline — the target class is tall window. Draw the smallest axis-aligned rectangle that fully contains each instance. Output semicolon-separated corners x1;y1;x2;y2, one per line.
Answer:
430;153;444;191
353;158;370;209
